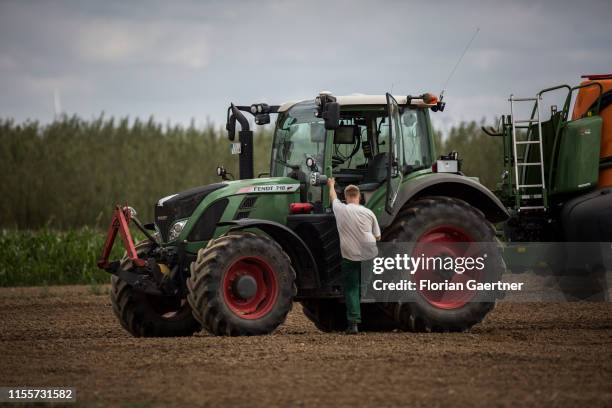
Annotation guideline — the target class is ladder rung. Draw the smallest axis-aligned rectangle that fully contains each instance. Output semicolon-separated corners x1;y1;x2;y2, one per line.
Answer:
517;162;541;166
515;140;540;144
518;184;543;188
519;206;545;211
514;125;533;129
514;119;537;123
511;97;538;102
521;194;543;199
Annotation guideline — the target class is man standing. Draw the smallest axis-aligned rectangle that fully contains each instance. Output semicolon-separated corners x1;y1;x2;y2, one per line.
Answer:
328;178;381;334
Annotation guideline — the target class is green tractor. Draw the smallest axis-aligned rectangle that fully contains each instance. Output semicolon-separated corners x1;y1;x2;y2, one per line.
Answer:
98;91;508;337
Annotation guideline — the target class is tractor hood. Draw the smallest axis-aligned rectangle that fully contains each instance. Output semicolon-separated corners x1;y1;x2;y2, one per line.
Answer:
155;183;227;241
154;177;300;242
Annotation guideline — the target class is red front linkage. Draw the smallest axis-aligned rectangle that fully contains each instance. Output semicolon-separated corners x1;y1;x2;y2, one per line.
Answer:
97;205;146;270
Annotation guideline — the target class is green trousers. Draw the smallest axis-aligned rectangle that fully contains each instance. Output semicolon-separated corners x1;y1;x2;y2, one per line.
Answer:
342;259;362;324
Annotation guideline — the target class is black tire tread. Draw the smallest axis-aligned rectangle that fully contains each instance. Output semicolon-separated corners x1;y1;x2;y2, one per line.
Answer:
188;232;297;336
386;196;502;333
109;241;201;337
300;299;346;332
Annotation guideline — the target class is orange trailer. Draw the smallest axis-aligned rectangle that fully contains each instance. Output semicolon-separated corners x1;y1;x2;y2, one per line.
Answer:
572;74;612;187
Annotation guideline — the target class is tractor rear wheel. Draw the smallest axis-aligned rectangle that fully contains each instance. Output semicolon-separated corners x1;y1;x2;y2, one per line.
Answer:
384;197;504;332
188;232;296;336
300;299;346;332
110;241;201;337
301;301;397;332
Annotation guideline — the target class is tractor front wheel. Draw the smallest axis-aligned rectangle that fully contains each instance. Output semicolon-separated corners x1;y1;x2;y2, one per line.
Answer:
188;232;296;336
110;241;201;337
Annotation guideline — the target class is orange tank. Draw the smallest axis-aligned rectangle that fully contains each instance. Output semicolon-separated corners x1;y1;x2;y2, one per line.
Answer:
572;74;612;188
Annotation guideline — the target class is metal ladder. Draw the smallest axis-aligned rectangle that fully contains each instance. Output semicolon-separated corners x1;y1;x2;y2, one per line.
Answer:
509;95;547;212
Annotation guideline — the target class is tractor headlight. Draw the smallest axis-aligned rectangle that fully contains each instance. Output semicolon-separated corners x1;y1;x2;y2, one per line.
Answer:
168;219;188;242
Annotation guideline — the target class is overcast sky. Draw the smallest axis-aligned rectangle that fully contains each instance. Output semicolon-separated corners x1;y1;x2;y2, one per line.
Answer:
1;0;611;132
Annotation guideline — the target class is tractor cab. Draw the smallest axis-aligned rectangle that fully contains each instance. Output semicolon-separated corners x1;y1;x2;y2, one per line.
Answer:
232;92;445;213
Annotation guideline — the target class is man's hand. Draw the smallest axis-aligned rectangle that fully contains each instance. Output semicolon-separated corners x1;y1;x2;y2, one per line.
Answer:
328;177;337;203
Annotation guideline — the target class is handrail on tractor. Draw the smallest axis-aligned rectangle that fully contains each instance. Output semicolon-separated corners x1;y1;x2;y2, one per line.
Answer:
547;82;603;190
566;82;604;116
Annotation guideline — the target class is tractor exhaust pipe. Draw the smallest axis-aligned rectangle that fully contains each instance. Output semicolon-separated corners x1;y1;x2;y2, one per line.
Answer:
238;129;254;180
227;103;254;180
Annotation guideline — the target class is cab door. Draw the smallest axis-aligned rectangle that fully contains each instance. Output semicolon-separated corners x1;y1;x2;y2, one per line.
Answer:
385;93;404;213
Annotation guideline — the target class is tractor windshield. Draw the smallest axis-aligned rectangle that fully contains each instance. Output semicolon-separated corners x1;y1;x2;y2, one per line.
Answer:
271;101;325;200
271;101;325;176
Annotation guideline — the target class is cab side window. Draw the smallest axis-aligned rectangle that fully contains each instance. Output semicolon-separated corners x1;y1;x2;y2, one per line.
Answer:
400;109;432;168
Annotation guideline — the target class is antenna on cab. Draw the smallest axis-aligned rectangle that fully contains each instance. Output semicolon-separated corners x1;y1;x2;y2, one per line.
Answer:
439;27;480;103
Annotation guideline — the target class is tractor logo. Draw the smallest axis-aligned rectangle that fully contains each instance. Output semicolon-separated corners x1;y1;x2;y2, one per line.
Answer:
238;184;300;194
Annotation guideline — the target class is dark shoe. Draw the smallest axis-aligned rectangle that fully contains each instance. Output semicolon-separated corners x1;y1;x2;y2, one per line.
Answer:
345;322;359;335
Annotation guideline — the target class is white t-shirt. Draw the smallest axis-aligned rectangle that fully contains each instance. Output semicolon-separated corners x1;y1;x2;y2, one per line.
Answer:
332;199;381;261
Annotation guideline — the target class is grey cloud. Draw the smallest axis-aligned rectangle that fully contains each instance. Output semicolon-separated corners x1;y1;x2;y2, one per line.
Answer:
0;0;610;128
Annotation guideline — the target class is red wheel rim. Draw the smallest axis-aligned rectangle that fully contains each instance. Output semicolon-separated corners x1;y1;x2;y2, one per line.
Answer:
222;256;278;320
414;225;482;310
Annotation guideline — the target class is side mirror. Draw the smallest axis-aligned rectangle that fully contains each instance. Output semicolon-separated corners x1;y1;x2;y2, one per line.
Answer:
255;113;270;125
323;102;340;130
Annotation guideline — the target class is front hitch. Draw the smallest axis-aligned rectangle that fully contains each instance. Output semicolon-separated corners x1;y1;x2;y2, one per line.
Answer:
97;205;167;296
97;205;148;270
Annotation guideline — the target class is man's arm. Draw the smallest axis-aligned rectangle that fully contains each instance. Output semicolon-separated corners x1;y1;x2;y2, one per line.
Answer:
372;213;381;241
328;177;346;215
327;177;337;203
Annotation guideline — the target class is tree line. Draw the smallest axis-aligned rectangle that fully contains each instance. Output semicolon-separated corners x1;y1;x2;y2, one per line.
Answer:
0;116;502;229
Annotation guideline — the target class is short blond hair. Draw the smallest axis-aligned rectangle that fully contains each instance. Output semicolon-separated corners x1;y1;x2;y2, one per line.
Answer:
344;184;360;199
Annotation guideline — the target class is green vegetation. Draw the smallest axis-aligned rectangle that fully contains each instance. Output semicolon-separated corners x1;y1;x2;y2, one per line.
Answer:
0;228;115;286
438;120;504;190
0;116;500;286
0;115;272;229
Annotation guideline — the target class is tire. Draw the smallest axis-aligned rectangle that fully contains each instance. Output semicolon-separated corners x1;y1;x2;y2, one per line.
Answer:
383;197;504;332
187;232;296;336
110;241;201;337
300;299;346;332
553;260;609;302
301;299;397;333
555;269;609;301
547;242;609;301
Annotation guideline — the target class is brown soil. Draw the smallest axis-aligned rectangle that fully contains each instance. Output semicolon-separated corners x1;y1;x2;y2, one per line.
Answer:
1;285;611;407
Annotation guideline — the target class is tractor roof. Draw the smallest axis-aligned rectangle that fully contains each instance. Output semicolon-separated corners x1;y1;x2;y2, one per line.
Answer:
277;94;437;113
